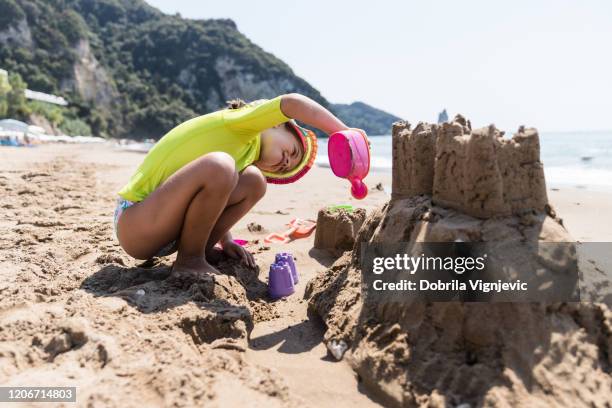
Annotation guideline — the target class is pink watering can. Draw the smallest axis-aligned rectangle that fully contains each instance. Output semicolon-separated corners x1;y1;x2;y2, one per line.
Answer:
328;129;371;199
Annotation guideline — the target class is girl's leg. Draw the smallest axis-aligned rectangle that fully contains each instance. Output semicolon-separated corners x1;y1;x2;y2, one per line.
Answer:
117;152;238;274
205;165;267;258
172;166;266;276
117;156;267;277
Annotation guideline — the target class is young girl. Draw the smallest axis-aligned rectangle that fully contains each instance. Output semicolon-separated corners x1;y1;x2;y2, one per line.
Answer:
114;93;355;278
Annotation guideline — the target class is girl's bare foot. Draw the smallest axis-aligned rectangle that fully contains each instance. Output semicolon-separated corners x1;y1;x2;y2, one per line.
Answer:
171;255;220;282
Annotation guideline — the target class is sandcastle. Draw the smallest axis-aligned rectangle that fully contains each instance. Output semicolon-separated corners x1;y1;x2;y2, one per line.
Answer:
392;117;548;217
314;207;366;252
306;116;611;407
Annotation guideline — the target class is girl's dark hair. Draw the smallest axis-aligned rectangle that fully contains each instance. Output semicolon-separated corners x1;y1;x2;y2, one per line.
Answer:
226;98;247;109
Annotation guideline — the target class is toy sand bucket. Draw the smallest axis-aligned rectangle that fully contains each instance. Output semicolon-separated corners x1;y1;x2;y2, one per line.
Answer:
268;262;295;299
275;252;298;284
328;129;370;199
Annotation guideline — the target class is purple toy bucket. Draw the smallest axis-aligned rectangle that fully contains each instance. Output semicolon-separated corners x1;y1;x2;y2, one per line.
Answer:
268;262;295;299
275;252;298;284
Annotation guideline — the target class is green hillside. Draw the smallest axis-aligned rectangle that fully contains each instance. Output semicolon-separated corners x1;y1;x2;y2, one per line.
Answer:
331;102;400;135
0;0;400;138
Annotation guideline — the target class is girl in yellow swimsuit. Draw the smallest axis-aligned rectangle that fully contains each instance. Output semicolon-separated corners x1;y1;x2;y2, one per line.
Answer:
115;93;354;278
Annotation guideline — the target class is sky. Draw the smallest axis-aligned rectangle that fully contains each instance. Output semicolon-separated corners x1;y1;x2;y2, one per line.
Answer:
145;0;612;132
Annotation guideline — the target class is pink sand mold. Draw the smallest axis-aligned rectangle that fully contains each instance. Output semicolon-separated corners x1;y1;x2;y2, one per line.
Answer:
268;262;295;299
275;252;298;284
328;129;371;200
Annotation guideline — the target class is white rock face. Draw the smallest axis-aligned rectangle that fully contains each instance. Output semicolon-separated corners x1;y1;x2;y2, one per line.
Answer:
214;56;299;102
61;39;118;109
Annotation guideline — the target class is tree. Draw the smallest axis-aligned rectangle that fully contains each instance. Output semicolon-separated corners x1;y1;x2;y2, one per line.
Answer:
7;73;31;118
0;71;11;117
0;0;25;29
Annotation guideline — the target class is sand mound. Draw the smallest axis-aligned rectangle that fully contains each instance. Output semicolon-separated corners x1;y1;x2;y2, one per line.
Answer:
0;154;295;407
314;207;367;253
306;117;612;407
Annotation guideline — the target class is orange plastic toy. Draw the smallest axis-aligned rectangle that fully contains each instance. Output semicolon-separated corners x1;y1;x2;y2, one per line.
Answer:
264;218;316;244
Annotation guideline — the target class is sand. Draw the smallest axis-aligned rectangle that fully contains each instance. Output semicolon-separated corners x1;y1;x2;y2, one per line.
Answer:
307;117;612;407
307;199;612;406
0;143;386;407
0;139;611;407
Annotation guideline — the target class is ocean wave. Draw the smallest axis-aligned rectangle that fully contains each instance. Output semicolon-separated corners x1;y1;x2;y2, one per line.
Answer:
544;166;612;190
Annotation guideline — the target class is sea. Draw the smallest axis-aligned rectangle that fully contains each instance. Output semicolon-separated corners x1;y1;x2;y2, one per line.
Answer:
315;131;612;191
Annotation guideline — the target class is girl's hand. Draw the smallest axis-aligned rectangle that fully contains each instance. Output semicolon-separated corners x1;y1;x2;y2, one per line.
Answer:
222;240;256;269
350;128;370;148
349;128;368;138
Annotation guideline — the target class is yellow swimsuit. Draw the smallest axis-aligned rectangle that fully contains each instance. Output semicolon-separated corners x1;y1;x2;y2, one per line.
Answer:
118;96;290;202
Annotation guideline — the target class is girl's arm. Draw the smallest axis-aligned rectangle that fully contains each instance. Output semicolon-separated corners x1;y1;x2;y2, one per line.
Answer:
220;230;233;244
280;93;349;135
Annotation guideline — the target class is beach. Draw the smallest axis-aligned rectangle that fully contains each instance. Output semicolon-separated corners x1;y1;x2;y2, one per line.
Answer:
0;143;610;407
2;0;611;404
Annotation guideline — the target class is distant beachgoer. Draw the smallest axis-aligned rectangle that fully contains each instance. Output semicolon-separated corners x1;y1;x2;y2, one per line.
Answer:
115;93;360;278
437;109;448;124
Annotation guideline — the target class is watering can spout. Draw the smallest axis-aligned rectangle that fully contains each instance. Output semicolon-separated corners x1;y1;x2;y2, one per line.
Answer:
351;178;368;200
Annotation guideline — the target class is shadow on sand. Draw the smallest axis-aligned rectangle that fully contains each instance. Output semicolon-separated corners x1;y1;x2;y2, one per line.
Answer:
249;309;326;355
81;254;272;313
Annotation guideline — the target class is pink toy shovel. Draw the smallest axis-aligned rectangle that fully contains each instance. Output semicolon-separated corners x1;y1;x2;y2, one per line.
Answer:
328;129;371;199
